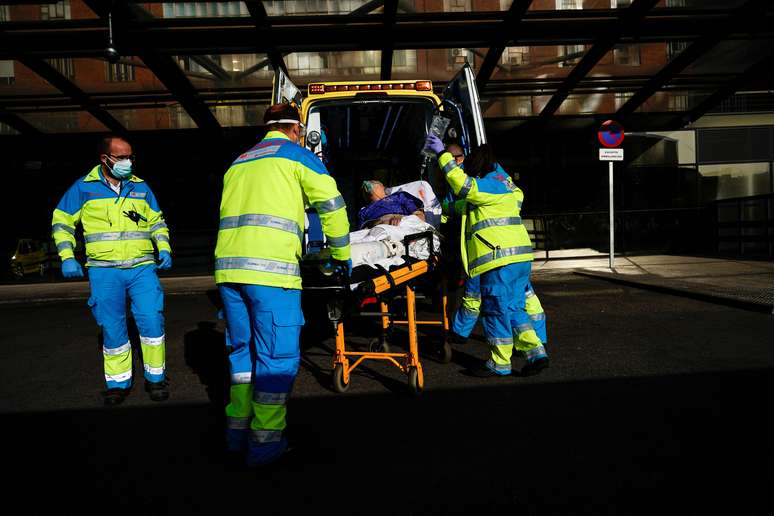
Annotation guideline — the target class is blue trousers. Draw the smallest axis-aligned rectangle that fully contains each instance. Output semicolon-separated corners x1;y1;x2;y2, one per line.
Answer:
479;262;546;375
452;275;548;343
87;264;165;389
219;284;304;448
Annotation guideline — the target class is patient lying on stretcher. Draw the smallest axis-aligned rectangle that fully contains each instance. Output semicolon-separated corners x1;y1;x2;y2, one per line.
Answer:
358;180;426;229
304;180;441;277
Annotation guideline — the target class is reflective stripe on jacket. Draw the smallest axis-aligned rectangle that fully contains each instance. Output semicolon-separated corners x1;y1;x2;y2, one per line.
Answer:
51;166;171;268
438;152;533;277
214;131;350;289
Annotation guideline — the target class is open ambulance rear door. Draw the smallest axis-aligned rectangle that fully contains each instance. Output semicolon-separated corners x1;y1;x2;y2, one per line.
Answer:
442;63;487;154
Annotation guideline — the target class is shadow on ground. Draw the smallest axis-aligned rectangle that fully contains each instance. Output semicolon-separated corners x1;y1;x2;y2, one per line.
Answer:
3;368;772;515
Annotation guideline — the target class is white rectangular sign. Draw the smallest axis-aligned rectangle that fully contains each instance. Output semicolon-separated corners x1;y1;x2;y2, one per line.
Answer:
599;148;624;161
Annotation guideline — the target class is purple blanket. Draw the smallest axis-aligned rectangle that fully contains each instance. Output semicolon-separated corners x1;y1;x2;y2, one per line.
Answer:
357;191;424;229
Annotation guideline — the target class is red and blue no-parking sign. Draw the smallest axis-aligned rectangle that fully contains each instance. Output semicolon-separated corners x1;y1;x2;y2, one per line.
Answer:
598;120;625;148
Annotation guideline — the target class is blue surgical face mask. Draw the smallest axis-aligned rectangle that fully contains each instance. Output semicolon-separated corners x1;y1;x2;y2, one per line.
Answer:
108;159;133;179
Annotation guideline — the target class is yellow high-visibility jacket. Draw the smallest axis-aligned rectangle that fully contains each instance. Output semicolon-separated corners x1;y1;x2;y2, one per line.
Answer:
51;166;170;268
438;152;533;277
214;131;351;289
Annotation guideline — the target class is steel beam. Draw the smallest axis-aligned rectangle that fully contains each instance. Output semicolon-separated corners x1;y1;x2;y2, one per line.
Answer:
539;0;659;118
475;0;533;93
4;10;772;58
244;1;288;75
380;0;398;81
616;0;772;119
18;57;127;134
671;53;774;128
81;0;221;133
0;109;40;135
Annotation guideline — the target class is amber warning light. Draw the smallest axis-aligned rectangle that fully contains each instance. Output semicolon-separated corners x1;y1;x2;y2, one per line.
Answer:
309;81;433;95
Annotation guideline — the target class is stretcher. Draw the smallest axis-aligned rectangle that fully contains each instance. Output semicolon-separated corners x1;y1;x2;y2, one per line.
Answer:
302;231;451;394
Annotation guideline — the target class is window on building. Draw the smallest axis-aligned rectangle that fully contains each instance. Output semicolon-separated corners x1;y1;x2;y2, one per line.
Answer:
614;92;633;110
613;45;641;66
444;0;472;11
0;60;14;86
668;94;689;111
393;50;417;73
163;2;247;17
611;0;632;7
46;58;75;79
448;48;474;71
0;6;10;21
105;62;136;82
285;52;328;76
502;47;530;67
666;0;687;6
667;41;690;62
558;45;584;67
263;1;370;15
40;1;71;20
556;0;582;9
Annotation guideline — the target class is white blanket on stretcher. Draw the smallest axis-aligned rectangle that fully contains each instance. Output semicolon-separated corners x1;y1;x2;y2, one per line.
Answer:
350;215;440;269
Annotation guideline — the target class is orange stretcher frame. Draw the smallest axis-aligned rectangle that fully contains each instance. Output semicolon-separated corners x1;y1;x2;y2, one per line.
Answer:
331;254;450;394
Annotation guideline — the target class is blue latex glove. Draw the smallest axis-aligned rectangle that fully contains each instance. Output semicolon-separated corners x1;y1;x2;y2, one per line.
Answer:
158;250;172;271
333;258;352;277
61;258;83;278
424;134;445;155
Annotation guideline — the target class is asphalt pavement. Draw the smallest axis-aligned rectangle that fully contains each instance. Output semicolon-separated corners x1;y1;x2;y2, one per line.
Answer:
1;272;772;514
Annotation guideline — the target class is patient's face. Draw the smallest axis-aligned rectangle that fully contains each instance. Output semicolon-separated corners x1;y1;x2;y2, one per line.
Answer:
369;182;386;202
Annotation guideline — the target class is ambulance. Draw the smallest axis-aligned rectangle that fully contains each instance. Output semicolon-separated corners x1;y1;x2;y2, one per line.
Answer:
271;63;488;230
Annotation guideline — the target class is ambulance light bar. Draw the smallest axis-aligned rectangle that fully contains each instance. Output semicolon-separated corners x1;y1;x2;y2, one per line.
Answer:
309;81;432;95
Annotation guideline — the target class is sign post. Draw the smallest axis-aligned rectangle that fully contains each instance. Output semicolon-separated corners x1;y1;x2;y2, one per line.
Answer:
598;120;625;270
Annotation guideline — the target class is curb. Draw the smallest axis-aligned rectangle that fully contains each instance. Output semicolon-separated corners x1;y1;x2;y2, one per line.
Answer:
574;270;774;315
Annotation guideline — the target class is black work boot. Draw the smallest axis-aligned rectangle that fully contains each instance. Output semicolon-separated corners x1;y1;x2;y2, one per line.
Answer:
521;356;550;377
104;388;129;406
464;360;510;378
145;380;169;402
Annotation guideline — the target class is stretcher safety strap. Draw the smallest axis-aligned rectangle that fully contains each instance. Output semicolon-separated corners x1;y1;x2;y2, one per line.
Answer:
215;257;300;277
326;233;350;248
314;195;345;214
458;177;474;199
468;217;522;237
469;245;533;271
85;231;150;243
87;254;155;268
52;223;75;235
103;341;131;356
219;214;303;242
253;391;288;405
251;430;283;443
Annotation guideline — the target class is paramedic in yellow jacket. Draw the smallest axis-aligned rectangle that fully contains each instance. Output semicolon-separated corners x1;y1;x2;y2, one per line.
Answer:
51;135;172;405
426;135;548;377
215;104;351;467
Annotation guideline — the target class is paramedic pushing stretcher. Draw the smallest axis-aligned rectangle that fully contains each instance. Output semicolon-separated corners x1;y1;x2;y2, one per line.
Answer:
215;104;351;466
425;135;549;377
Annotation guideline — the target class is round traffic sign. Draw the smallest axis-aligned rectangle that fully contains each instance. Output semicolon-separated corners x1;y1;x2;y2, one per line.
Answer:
598;120;625;148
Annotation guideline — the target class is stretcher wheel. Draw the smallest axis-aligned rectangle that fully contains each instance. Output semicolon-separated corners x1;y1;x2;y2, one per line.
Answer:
407;367;423;395
438;339;453;364
332;364;349;393
369;337;390;353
